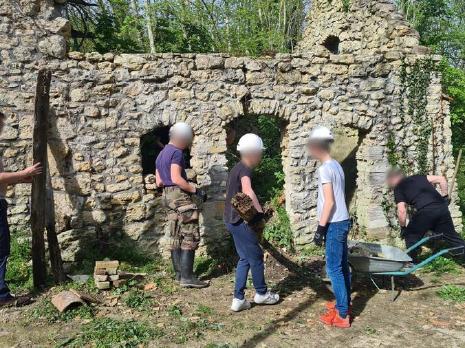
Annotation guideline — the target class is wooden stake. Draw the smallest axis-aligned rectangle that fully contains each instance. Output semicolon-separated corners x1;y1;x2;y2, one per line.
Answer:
46;169;66;283
31;68;51;288
449;148;463;197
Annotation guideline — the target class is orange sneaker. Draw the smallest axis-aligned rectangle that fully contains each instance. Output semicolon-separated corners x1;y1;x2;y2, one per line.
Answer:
320;307;336;326
325;301;352;314
332;311;351;328
325;301;336;310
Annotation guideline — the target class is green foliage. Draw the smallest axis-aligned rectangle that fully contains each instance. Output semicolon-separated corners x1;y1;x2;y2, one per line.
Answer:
342;0;351;12
7;233;33;293
61;318;161;348
66;0;308;56
397;0;465;223
263;193;294;251
422;256;460;276
253;116;287;203
31;299;94;323
437;285;465;302
386;58;437;175
124;290;153;311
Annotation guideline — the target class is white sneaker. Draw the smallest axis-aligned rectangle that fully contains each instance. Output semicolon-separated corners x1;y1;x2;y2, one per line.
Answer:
254;291;279;305
230;298;252;312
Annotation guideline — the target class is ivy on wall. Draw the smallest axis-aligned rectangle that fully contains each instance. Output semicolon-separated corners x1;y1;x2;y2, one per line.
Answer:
384;57;438;230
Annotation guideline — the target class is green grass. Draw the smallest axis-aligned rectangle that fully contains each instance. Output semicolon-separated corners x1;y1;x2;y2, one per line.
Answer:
7;233;33;293
60;318;162;348
422;256;460;276
31;299;95;323
437;285;465;302
123;289;153;311
299;244;325;258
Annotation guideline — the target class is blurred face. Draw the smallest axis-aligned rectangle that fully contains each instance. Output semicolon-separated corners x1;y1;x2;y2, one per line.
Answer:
171;135;193;150
307;142;326;160
386;174;403;189
241;151;263;167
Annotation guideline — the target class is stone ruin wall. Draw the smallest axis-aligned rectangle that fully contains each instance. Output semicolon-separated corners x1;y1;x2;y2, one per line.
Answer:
0;0;461;262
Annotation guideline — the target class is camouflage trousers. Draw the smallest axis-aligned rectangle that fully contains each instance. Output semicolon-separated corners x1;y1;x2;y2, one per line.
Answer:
163;187;200;251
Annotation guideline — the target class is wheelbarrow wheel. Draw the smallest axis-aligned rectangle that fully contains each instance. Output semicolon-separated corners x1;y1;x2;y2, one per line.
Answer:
321;264;353;294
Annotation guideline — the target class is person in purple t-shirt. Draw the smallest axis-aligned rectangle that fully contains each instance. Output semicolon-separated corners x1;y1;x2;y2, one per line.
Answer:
155;122;208;288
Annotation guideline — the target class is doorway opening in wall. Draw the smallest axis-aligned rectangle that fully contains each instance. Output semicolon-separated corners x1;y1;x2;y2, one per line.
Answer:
225;115;293;250
140;126;192;190
331;127;367;228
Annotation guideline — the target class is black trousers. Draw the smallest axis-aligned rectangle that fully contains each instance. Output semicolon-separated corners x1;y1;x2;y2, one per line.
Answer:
404;203;465;262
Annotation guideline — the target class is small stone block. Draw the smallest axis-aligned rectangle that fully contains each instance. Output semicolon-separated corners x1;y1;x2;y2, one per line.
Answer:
109;274;119;281
94;268;107;275
95;281;111;290
106;267;118;275
112;279;127;288
95;260;119;269
94;274;109;282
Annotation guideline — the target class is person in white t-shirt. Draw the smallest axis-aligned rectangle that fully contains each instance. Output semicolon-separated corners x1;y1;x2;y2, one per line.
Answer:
307;126;351;329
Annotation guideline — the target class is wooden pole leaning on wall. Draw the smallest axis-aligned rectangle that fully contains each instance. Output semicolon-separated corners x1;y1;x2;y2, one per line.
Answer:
449;148;463;197
31;68;51;288
46;168;66;283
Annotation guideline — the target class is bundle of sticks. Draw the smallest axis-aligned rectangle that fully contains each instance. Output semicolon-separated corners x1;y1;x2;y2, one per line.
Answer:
231;192;273;235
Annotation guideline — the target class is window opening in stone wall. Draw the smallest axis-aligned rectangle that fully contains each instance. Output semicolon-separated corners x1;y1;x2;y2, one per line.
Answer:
140;126;192;191
322;35;340;54
226;115;293;250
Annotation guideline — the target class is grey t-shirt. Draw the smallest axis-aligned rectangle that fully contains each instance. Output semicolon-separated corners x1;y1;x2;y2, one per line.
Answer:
317;159;349;223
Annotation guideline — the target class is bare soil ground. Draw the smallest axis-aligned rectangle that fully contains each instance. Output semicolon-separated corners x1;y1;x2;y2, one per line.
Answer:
1;251;465;348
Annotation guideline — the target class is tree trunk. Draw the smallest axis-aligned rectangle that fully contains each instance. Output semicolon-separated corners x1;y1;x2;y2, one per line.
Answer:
31;68;51;289
144;0;156;53
46;169;66;284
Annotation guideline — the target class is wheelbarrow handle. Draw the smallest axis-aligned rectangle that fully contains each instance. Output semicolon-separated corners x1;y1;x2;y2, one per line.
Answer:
405;233;443;254
447;245;465;255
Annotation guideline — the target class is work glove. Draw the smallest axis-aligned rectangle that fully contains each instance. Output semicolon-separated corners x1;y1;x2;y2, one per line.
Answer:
248;212;265;239
442;194;451;205
249;212;265;225
194;188;208;202
313;224;328;247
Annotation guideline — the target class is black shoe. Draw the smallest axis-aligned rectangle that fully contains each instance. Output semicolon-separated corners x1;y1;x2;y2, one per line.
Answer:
180;250;209;288
171;249;182;282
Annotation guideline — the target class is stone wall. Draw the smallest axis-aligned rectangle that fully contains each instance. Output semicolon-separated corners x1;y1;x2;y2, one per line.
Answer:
0;0;461;262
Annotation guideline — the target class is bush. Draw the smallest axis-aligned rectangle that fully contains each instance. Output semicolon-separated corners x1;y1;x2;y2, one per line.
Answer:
263;192;294;251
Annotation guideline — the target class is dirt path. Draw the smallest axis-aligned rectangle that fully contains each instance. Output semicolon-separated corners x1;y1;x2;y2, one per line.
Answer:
1;254;464;348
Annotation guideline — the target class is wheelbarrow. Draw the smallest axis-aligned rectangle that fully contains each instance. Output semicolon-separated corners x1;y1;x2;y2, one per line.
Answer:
324;234;464;301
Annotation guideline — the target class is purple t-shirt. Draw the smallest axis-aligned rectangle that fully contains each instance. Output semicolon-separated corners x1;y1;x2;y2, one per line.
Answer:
155;144;187;187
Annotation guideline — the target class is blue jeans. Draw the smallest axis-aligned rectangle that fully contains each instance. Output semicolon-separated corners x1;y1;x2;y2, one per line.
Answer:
226;221;267;300
0;256;9;299
0;200;10;299
325;219;351;318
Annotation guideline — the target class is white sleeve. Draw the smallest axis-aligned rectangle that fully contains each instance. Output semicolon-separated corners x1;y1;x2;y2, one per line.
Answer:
318;165;332;184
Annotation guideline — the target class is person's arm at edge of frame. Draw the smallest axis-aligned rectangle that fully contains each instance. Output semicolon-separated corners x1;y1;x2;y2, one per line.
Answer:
241;176;263;213
319;183;335;227
426;175;448;196
0;162;43;185
171;164;196;193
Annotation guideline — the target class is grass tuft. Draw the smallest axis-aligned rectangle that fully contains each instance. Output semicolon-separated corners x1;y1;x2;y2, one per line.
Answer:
437;285;465;302
422;256;460;276
59;318;162;348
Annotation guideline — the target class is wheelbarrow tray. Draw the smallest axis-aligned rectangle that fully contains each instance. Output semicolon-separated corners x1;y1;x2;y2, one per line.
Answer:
348;241;412;273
